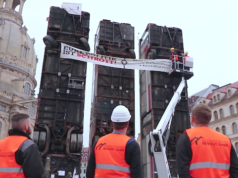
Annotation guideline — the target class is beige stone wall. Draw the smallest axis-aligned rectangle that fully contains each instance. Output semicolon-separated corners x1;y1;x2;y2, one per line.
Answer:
208;95;238;153
0;1;38;140
0;111;10;140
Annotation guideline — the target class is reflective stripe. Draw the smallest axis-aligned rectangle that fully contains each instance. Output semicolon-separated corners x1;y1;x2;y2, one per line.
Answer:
96;164;130;173
0;167;23;173
190;162;230;170
19;139;34;152
126;139;134;145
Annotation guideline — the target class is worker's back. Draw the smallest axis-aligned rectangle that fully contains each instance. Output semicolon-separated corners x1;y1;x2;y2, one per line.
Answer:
186;126;231;178
94;133;131;178
0;135;28;178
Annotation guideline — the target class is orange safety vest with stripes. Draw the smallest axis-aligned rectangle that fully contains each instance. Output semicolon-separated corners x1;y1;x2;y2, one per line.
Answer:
171;53;179;61
0;135;28;178
94;132;131;178
186;127;231;178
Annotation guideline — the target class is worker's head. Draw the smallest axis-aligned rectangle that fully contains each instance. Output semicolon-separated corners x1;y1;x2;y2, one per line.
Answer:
190;104;211;127
185;51;188;55
111;105;131;132
11;113;32;135
170;48;174;53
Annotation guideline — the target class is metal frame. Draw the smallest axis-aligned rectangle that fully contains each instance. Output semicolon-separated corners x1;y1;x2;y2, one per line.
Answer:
89;20;136;150
48;6;90;40
34;5;91;177
94;20;135;58
139;24;184;60
150;77;186;178
139;23;192;178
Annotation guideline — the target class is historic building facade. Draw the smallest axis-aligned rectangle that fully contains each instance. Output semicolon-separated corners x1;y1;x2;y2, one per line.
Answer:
188;84;219;115
80;147;89;178
196;81;238;153
0;0;38;139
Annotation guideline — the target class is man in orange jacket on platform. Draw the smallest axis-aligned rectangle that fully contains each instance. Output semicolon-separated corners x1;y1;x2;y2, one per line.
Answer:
86;105;142;178
0;113;44;178
176;104;238;178
171;47;179;69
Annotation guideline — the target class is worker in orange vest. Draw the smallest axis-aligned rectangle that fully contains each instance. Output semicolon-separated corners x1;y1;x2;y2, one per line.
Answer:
176;104;238;178
86;105;142;178
183;51;189;62
0;113;44;178
170;47;179;69
183;51;190;70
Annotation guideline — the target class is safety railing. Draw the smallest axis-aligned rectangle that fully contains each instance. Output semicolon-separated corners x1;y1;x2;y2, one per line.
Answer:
171;55;193;72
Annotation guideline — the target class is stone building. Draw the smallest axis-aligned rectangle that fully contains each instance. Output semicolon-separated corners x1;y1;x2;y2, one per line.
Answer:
188;84;219;115
196;81;238;153
80;147;89;178
0;0;38;139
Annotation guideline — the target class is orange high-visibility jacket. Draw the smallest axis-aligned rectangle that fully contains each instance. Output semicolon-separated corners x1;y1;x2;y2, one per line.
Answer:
171;53;179;61
186;127;231;178
94;133;131;178
0;136;28;178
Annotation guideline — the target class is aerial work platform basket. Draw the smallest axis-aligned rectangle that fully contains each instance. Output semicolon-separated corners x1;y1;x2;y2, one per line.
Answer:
169;55;194;80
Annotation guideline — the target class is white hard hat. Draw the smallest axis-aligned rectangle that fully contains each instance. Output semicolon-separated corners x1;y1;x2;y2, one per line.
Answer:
111;105;131;122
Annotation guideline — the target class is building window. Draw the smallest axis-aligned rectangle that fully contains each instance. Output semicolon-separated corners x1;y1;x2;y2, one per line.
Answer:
0;121;2;134
0;104;6;111
230;105;235;115
219;109;224;119
216;127;220;132
217;94;220;101
14;5;20;12
222;126;226;135
22;46;28;58
233;123;238;134
213;96;217;103
214;111;218;120
228;90;232;97
23;83;31;95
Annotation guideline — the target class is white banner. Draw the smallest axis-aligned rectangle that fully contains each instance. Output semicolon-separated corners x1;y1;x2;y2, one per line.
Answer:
60;43;172;73
61;3;82;15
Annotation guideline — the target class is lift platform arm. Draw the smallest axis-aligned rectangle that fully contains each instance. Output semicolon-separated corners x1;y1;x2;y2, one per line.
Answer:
149;77;186;178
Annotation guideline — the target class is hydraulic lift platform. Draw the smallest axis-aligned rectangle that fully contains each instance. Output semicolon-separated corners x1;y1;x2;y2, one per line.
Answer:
169;56;194;80
169;69;193;80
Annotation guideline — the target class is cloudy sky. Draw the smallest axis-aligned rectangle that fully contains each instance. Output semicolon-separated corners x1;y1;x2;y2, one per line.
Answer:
21;0;238;147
